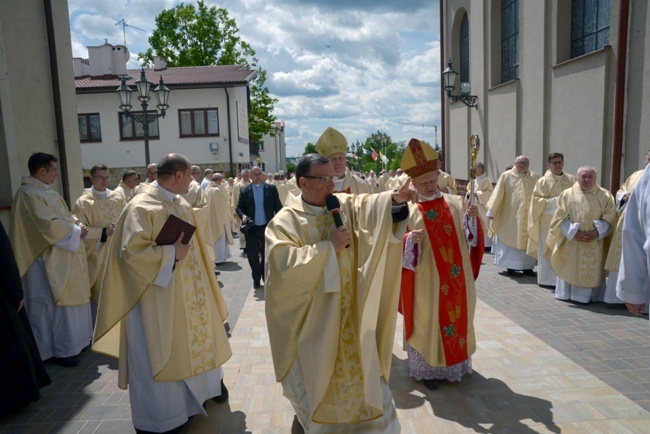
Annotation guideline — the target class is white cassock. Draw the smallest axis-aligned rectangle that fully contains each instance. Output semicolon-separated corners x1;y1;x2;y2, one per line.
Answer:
214;234;232;263
617;165;650;315
23;226;92;360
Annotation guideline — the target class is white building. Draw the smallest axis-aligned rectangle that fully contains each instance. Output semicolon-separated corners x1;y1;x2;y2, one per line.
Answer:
258;121;286;173
74;42;286;178
441;0;649;190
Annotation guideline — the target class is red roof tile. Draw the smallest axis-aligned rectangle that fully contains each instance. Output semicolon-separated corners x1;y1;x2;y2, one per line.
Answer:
75;65;256;92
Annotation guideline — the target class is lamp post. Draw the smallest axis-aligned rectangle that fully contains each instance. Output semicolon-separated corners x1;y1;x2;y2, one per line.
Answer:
442;60;478;108
116;68;171;166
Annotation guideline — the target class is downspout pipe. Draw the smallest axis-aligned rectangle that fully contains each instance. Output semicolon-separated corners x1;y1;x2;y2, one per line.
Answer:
44;0;70;206
610;0;630;193
224;87;234;176
439;0;446;172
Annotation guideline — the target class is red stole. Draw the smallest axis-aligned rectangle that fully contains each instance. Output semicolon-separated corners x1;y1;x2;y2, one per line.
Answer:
400;197;479;366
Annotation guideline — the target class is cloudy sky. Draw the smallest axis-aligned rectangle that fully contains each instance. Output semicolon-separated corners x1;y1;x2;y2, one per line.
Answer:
68;0;441;157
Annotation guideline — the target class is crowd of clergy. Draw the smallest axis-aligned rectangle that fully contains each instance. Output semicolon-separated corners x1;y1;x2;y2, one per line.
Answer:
480;151;650;311
2;129;648;433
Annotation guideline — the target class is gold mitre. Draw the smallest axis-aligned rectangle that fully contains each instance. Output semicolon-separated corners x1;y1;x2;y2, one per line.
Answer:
315;127;348;157
400;138;439;179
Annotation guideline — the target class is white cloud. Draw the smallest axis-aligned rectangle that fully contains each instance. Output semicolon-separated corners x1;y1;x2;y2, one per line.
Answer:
69;0;440;158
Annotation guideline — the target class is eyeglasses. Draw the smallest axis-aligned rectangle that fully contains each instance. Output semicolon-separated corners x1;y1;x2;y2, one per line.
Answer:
549;161;564;166
515;162;529;166
303;175;335;184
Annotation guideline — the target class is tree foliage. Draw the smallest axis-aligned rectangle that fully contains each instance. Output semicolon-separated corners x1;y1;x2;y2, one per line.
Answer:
303;142;317;155
138;1;277;143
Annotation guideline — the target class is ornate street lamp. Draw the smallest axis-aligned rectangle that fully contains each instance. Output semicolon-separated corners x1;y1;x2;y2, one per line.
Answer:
116;68;171;165
442;60;478;108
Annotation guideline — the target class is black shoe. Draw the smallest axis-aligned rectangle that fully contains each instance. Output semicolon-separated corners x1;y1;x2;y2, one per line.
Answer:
291;415;305;434
522;269;537;277
506;268;516;275
215;270;221;276
253;281;261;289
213;380;229;404
135;422;187;434
423;379;439;390
50;356;79;367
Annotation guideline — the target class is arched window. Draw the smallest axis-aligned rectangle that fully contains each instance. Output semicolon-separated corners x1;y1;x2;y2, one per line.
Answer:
460;13;469;84
501;0;519;83
571;0;610;58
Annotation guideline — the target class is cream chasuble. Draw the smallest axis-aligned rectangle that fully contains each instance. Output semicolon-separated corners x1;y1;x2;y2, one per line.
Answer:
10;177;90;306
73;188;126;303
93;183;231;388
527;171;576;259
205;184;234;246
487;167;539;250
474;173;494;234
333;168;370;194
437;170;457;194
113;181;133;203
265;192;407;425
605;169;644;271
403;195;476;367
547;183;615;288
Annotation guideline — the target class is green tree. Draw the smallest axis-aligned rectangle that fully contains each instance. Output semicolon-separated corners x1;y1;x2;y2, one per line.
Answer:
138;1;277;143
286;161;296;174
303;142;317;155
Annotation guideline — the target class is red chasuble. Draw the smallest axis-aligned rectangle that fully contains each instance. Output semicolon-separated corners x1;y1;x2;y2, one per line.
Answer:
399;197;482;366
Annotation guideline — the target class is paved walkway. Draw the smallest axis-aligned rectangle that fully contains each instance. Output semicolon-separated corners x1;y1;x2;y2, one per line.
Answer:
2;247;649;433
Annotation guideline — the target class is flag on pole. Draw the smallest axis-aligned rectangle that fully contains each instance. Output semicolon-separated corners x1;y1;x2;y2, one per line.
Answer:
380;152;389;165
363;148;372;156
371;148;378;161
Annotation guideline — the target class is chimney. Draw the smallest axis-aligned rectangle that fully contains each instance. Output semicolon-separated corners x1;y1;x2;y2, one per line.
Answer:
72;57;90;78
87;41;129;78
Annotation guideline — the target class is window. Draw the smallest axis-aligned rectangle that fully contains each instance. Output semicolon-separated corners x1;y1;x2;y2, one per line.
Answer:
119;112;159;140
501;0;519;83
459;13;470;84
179;109;219;137
571;0;610;58
78;114;102;142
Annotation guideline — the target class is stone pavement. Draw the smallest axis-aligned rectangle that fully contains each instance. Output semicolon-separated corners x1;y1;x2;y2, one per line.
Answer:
1;247;650;433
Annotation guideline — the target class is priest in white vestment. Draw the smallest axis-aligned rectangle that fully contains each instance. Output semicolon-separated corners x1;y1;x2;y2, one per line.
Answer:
487;156;539;275
206;174;234;264
436;169;457;194
93;153;232;433
73;164;126;324
616;164;650;319
265;152;415;433
473;163;494;249
10;152;92;367
527;153;576;287
547;166;616;304
606;152;650;305
316;127;370;195
200;168;214;190
113;170;140;203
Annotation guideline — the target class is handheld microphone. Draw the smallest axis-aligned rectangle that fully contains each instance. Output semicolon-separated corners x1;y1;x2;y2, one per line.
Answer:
326;195;349;248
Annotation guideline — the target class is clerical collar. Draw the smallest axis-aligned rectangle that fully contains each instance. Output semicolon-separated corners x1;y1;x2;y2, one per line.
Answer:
92;187;107;198
29;176;51;190
298;193;327;214
419;190;442;202
151;180;178;202
552;173;564;180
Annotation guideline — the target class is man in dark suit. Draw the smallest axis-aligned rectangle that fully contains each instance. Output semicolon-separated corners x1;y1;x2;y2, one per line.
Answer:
236;166;283;288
